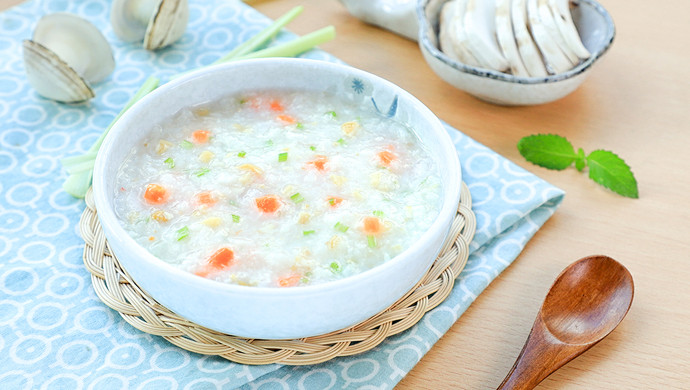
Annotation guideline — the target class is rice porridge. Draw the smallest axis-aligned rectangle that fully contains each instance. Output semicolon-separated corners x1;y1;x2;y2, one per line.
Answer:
114;90;442;287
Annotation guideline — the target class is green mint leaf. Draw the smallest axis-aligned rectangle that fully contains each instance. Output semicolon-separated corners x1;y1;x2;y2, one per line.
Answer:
575;148;586;172
586;150;639;198
517;134;577;170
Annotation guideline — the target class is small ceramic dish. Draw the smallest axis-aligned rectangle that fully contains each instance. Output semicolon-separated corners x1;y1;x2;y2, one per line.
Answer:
417;0;615;105
92;58;462;339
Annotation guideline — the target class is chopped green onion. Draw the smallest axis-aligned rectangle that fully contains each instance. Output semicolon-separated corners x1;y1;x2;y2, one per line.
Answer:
373;210;384;217
232;214;240;223
164;157;175;168
180;140;193;149
329;261;341;273
266;139;274;147
278;152;288;162
194;167;210;177
176;226;189;241
309;145;316;151
296;122;304;130
237;151;246;158
334;222;349;232
336;138;345;145
328;198;337;206
326;111;337;118
367;235;377;248
303;230;315;236
290;193;304;203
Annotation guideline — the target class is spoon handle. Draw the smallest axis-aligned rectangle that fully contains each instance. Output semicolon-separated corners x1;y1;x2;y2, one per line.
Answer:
496;317;588;390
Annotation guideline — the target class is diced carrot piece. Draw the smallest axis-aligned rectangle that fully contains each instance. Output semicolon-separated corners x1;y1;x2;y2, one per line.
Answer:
278;274;301;287
192;130;211;144
378;150;396;166
256;195;282;213
269;100;284;112
208;247;234;268
362;216;382;235
326;196;343;208
195;247;235;277
306;155;328;172
277;114;296;124
144;184;168;205
196;191;216;206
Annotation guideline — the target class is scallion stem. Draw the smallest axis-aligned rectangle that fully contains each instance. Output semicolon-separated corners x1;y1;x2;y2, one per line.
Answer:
212;6;303;64
64;159;95;175
61;76;160;198
228;26;335;62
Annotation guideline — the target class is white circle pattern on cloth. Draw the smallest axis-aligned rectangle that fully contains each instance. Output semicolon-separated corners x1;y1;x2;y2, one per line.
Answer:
0;0;564;388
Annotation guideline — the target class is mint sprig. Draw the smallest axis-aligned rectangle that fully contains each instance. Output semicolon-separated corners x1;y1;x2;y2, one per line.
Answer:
518;134;638;198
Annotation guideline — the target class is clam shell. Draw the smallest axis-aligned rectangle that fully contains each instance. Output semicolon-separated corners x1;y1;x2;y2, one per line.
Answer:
32;12;115;84
144;0;189;50
23;39;95;103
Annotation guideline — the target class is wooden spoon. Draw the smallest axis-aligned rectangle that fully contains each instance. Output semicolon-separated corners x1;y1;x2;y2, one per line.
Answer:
497;255;634;390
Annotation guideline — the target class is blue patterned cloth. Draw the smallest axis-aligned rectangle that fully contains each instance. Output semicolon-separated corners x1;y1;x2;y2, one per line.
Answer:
0;0;564;388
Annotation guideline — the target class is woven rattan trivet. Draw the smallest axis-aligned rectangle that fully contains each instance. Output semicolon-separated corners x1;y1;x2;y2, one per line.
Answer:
79;182;475;365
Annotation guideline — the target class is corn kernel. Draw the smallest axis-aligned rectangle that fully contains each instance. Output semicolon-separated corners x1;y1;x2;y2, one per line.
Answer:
330;175;347;186
194;108;210;116
151;210;170;223
202;217;222;228
298;212;311;224
156;140;173;154
239;163;263;176
326;235;342;249
199;150;215;163
341;121;360;136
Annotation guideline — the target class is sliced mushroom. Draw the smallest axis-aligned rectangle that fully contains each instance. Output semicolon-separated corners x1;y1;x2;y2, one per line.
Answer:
495;0;529;76
549;0;590;59
527;0;574;74
512;0;548;77
22;13;115;103
538;0;578;64
439;0;481;67
111;0;189;50
463;0;509;72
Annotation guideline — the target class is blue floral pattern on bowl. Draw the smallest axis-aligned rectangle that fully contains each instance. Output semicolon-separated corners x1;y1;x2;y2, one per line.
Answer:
345;75;398;118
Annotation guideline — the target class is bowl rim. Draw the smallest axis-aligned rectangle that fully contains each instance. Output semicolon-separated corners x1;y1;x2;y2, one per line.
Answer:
416;0;616;84
92;57;462;299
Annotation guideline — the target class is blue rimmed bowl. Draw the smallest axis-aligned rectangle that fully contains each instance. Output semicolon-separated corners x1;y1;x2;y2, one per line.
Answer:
417;0;615;105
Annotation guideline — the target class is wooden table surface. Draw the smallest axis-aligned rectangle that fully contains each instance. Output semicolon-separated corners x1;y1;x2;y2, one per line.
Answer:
5;0;689;388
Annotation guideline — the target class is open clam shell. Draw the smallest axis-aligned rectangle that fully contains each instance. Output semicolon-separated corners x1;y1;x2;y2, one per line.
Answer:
23;40;94;103
111;0;189;50
23;13;115;103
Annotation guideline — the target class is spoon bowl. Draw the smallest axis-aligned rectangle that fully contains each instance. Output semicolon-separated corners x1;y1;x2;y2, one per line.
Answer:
497;255;634;390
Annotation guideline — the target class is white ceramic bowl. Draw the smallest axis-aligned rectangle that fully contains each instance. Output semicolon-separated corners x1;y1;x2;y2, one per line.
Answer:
93;58;462;339
417;0;615;105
